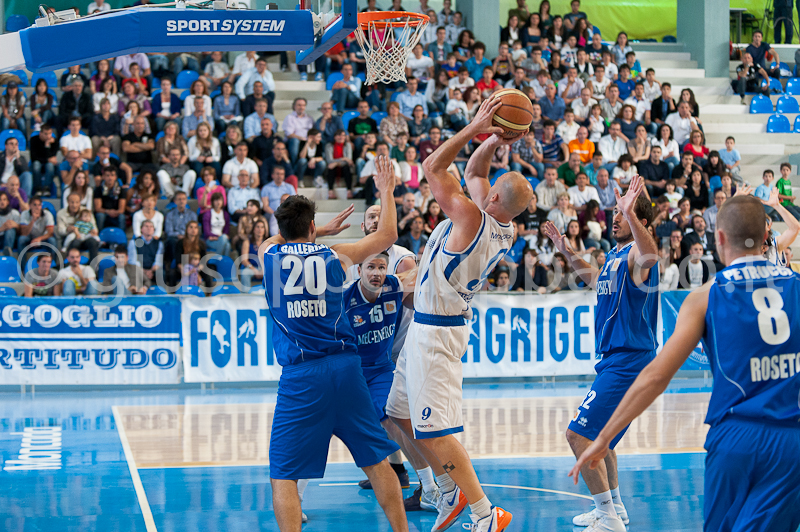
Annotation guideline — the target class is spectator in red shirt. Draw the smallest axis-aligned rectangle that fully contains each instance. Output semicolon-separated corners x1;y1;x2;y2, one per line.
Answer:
683;130;709;168
418;127;443;162
475;66;501;99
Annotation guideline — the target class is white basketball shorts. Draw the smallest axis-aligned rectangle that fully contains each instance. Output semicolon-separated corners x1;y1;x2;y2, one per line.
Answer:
386;320;467;439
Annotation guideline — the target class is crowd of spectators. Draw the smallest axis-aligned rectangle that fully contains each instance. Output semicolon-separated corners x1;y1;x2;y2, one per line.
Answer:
2;0;799;297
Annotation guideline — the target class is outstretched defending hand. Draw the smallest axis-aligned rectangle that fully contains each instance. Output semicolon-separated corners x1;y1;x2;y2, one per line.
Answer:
471;98;505;137
568;438;611;485
735;184;754;197
765;186;781;207
373;154;395;195
615;174;644;218
317;203;355;236
542;221;576;256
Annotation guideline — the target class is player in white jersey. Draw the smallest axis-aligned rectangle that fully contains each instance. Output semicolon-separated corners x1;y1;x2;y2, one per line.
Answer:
760;188;799;266
387;98;533;532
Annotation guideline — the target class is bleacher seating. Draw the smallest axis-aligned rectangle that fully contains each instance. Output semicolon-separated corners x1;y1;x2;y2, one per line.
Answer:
176;70;200;88
786;78;800;95
0;256;20;282
211;284;241;296
0;286;18;296
207;255;236;282
98;227;128;252
5;14;30;32
175;285;204;296
749;95;773;114
767;114;792;133
776;95;800;114
0;129;26;151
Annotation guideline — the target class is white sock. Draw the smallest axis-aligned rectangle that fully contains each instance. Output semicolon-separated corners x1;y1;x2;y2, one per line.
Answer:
297;479;309;503
388;450;403;465
592;490;617;518
435;472;455;494
610;486;623;508
469;496;492;519
417;466;436;493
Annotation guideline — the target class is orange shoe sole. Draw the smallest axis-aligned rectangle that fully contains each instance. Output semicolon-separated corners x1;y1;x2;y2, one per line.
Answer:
495;507;513;531
434;491;468;531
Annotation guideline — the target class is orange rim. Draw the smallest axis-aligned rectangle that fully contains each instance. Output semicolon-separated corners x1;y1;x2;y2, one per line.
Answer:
357;11;429;29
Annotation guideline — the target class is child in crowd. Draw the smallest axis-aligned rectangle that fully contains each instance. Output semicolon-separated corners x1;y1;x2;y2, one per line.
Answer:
719;136;743;185
601;50;618;81
441;53;461;78
624;51;642;80
356;132;377;176
587;104;605;142
62;209;100;253
446;88;469;131
664;179;683;215
391;133;411;162
560;35;579;68
181;252;201;287
510;40;528;63
589;65;609;101
616;65;635;100
613;153;638;190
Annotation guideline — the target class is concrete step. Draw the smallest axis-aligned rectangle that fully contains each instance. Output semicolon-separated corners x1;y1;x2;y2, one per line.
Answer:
651;67;706;79
702;122;767;134
645;59;698;69
707;132;800;147
274;80;325;91
738;153;793;165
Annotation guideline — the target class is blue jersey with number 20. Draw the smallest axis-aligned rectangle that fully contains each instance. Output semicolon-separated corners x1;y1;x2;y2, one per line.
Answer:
703;258;800;427
344;275;404;368
263;242;357;367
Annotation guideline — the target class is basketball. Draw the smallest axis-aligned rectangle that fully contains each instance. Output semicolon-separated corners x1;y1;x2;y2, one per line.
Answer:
489;88;534;139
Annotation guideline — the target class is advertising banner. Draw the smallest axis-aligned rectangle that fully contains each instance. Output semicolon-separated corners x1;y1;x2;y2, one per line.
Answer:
0;296;181;385
182;294;282;383
661;291;711;370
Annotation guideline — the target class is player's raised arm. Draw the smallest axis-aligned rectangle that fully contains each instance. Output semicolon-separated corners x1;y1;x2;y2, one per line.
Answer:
542;220;600;287
332;155;398;268
464;132;525;208
568;285;709;483
766;187;800;253
618;174;659;282
422;98;504;249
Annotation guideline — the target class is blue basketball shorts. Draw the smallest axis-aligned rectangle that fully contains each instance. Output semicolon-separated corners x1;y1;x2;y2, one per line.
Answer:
362;364;395;422
703;416;800;532
269;354;400;480
567;350;655;449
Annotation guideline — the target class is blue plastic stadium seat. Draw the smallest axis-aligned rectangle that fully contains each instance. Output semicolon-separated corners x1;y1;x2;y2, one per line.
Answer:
176;285;204;297
150;88;162;98
341;111;359;131
6;15;30;32
207;254;236;282
41;201;57;219
763;77;783;94
325;72;344;91
148;285;168;295
176;70;200;89
786;78;800;96
179;89;191;101
7;70;29;86
96;257;116;282
749;94;773;114
98;227;127;251
776;95;800;114
248;285;265;293
0;256;20;282
662;35;677;43
209;89;221;99
767;113;792;133
792;115;800;132
0;286;17;296
371;111;388;123
31;72;58;90
0;129;26;151
212;284;242;296
156;131;165;142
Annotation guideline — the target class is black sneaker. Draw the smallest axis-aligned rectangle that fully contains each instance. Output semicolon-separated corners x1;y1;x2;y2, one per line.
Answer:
404;485;423;512
358;464;410;490
358;478;373;490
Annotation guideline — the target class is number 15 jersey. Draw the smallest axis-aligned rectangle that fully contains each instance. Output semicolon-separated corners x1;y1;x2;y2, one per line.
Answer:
263;242;357;367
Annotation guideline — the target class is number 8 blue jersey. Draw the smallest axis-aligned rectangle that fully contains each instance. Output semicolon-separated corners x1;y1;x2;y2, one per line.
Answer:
703;258;800;427
263;242;357;367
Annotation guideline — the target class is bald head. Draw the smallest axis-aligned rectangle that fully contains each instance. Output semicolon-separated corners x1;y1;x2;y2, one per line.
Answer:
716;195;768;263
488;172;534;222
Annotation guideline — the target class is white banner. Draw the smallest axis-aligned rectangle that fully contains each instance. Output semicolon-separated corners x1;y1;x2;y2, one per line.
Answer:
463;292;599;377
182;295;282;382
0;296;181;385
182;291;600;382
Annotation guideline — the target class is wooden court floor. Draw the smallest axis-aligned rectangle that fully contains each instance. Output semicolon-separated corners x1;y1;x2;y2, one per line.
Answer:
117;393;710;469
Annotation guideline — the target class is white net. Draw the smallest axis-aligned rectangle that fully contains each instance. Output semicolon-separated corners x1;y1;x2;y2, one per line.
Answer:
354;14;429;85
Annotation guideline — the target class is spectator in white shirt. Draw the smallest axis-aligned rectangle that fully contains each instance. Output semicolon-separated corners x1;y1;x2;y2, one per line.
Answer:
87;0;111;13
624;82;654;133
665;101;700;146
571;87;597;121
221;142;259;188
556;109;580;143
557;68;584;107
568;172;601;211
235;58;276;101
588;64;610;101
642;68;661;101
598;121;628;172
406;44;435;83
448;67;475;99
282;98;315;164
230;52;258;83
330;64;362;115
60;117;92;159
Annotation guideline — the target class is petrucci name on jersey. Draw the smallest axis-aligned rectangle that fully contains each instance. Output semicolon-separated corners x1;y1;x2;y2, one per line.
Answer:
723;264;794;281
286;299;327;318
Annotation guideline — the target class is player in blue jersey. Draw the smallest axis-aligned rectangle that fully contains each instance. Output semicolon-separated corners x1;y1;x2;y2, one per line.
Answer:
543;173;659;532
261;155;409;532
571;194;800;532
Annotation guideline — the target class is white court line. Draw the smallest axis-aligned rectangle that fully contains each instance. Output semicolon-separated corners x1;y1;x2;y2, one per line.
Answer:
480;484;593;500
319;482;360;486
112;406;158;532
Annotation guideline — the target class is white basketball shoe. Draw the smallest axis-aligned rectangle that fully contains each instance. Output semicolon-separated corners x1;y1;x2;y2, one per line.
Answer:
573;505;629;527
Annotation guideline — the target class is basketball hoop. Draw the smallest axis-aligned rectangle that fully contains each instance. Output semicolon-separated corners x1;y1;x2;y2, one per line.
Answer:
354;11;429;85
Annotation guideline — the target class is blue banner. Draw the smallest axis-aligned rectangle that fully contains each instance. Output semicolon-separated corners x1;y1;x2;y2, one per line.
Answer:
0;296;181;384
660;291;710;370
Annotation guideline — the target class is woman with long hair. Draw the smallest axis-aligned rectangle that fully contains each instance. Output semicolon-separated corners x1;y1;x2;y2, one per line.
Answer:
188;122;221;176
579;199;610;252
89;59;115;94
126;170;161;215
614;104;641;142
155;120;187;165
684;168;710;211
463;86;482;121
705;150;725;180
202;192;231;256
30;78;55;129
168;220;208;287
523;12;542;48
93;76;119;113
546;15;564;50
213;81;242;133
454;30;474;62
220;124;244;167
184;79;213;118
679;88;701;118
658;245;680;291
424;200;446;234
0;82;26;136
512;247;548;293
652;123;680;170
408;105;432;146
240;219;268;288
538;0;552;29
683;130;709;168
501;15;521;46
546;192;577;233
232;198;268;252
197;166;227;214
62;170;94;209
612;32;633;65
627;123;651;164
565;219;590;256
323;129;355;199
426;70;450;116
121;100;152;136
671;197;693;231
572;18;590;47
